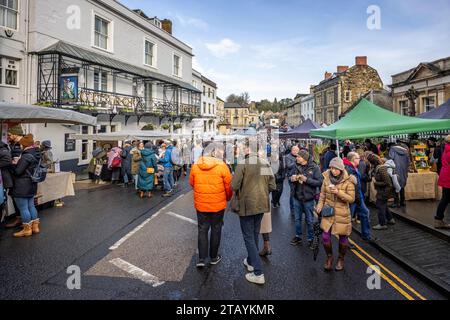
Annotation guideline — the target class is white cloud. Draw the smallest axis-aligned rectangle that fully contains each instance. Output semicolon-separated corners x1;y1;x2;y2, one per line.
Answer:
169;12;209;30
205;38;241;58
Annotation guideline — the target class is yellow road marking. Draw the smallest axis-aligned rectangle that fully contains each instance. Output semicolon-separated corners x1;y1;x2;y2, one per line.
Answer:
349;238;427;301
351;249;415;300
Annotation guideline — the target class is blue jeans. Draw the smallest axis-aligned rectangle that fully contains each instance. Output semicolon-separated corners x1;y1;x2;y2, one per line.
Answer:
163;167;174;192
239;214;264;276
288;181;295;214
14;197;38;224
293;198;315;241
351;201;371;240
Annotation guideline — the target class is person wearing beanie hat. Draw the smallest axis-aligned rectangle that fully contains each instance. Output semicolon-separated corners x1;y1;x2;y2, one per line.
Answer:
316;156;356;272
289;148;323;248
434;135;450;229
10;133;41;238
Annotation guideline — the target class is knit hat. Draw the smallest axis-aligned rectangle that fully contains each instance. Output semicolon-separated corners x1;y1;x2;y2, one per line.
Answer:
445;135;450;144
329;157;345;171
298;149;310;161
19;134;34;148
144;142;153;149
42;140;52;149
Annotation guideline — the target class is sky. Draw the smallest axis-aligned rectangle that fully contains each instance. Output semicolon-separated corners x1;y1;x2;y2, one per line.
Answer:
121;0;450;101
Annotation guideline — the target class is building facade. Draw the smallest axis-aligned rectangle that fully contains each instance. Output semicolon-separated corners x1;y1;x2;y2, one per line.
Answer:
390;56;450;115
285;94;304;127
300;92;315;122
1;0;205;171
200;75;217;136
314;56;383;125
224;102;250;129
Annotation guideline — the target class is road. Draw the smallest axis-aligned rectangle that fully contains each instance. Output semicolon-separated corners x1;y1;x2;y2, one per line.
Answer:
0;177;446;300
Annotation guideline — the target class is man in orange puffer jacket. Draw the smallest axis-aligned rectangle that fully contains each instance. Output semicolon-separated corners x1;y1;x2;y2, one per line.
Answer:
189;142;232;268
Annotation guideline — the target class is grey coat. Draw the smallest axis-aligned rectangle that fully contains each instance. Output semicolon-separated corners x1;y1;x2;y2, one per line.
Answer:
388;146;410;188
231;154;277;216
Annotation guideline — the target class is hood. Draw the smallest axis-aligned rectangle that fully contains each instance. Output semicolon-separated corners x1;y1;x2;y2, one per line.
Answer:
384;159;396;168
140;148;155;157
23;147;41;161
390;146;409;157
323;169;356;185
196;156;221;171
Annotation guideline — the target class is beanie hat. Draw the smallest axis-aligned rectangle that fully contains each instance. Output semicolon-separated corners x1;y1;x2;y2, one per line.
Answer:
298;149;310;161
329;157;345;171
19;134;34;148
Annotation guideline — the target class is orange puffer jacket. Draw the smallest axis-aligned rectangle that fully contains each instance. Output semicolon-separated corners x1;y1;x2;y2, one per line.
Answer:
189;156;233;213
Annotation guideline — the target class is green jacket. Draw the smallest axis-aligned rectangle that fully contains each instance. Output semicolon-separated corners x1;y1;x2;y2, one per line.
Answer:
231;154;277;216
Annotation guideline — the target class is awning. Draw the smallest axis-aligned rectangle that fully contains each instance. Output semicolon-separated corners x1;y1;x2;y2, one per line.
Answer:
71;130;172;141
279;119;322;139
38;41;201;93
0;102;97;125
417;99;450;119
310;99;450;140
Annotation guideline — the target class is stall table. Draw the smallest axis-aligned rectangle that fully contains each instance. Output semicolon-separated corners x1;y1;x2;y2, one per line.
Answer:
370;171;440;202
5;172;75;217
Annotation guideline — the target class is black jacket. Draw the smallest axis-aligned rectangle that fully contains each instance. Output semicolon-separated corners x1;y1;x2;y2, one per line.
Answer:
11;147;41;198
9;142;22;158
0;141;14;189
284;153;298;178
293;159;323;202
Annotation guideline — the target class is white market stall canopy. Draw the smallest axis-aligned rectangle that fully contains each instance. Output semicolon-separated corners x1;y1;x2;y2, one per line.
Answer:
0;102;97;126
71;130;172;141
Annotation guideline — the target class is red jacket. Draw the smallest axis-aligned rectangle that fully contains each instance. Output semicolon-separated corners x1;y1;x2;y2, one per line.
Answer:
189;157;233;213
438;144;450;188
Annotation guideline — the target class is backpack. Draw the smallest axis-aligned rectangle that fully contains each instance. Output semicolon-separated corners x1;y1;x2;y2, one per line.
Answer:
111;156;122;168
171;148;183;166
30;157;48;183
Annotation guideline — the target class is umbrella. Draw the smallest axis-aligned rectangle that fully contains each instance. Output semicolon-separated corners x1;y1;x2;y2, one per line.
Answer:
312;220;322;261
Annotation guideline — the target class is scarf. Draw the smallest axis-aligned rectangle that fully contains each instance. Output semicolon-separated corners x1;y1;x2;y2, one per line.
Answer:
329;171;344;186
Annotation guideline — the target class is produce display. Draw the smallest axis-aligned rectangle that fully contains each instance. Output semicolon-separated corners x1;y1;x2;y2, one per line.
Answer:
412;144;431;173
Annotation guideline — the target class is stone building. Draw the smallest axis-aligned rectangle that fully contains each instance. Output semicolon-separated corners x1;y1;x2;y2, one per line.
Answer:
285;93;306;127
224;102;250;129
390;56;450;115
314;56;383;125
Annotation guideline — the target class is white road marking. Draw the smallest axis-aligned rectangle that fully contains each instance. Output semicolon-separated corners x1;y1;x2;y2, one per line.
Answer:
109;258;165;287
165;211;198;225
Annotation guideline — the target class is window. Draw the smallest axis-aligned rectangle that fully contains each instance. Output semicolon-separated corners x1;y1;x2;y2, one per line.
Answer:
208;103;211;114
145;82;153;110
203;102;206;114
344;90;352;102
327;110;334;124
203;86;206;95
334;88;338;104
323;92;327;106
173;54;181;77
0;0;18;30
208;88;211;98
94;15;110;50
399;100;409;115
144;40;155;67
94;69;108;91
423;97;436;112
192;80;197;88
0;57;18;86
212;90;215;99
212;105;215;114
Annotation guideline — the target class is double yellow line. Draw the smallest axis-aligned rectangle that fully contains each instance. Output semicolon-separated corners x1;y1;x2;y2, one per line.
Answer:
349;238;427;300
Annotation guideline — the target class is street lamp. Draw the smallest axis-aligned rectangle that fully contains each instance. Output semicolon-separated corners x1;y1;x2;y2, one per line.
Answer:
405;86;419;117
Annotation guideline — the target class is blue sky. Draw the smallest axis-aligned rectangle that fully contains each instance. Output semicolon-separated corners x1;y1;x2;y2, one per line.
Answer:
122;0;450;101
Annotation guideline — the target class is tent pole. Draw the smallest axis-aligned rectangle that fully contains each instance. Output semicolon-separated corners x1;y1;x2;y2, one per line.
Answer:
336;139;340;158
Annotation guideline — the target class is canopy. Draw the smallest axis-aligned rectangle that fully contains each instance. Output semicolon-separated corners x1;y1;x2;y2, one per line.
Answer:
279;119;322;139
417;99;450;119
0;102;97;126
310;99;450;140
71;130;172;141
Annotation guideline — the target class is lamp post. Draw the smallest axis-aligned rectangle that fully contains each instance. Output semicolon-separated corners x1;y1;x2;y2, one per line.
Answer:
405;86;419;117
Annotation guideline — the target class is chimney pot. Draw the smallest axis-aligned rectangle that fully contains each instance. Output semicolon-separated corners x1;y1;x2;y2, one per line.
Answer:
355;56;368;66
161;19;173;34
324;72;332;80
337;66;349;73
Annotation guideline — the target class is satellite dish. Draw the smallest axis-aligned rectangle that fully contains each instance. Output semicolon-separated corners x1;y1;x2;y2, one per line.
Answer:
5;29;14;38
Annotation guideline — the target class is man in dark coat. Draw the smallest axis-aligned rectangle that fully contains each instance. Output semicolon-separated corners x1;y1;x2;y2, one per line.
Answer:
284;145;300;215
388;143;410;207
121;141;133;187
0;141;14;190
323;143;337;172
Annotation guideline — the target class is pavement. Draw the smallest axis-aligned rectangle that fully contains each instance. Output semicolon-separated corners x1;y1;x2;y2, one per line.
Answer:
0;177;447;300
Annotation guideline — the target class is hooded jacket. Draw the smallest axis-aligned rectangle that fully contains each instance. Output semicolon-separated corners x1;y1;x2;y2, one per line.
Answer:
438;144;450;189
189;156;232;212
293;158;323;202
137;148;157;191
160;145;174;168
11;147;41;198
0;141;14;189
388;145;410;188
383;159;402;193
284;152;298;178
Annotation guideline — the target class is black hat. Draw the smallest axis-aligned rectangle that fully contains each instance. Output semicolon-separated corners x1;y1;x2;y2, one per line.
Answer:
42;140;52;149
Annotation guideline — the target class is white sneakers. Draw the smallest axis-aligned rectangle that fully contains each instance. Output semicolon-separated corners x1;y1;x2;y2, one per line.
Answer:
245;272;265;285
243;258;265;284
243;258;254;272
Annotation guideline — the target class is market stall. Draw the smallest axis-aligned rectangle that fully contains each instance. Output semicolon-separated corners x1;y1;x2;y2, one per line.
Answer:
311;98;450;201
279;119;322;139
0;102;97;218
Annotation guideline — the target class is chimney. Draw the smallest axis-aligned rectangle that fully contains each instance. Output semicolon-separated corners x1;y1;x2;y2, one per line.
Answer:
355;56;367;66
324;72;332;80
161;19;173;34
337;66;349;73
310;85;315;94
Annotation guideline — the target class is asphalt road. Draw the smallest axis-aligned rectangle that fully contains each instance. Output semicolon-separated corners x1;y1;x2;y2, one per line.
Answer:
0;177;446;300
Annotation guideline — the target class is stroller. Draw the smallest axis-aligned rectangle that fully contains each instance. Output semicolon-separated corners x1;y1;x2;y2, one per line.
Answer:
155;164;165;190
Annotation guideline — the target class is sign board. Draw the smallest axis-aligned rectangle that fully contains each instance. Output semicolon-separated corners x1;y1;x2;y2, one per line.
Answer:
64;133;76;152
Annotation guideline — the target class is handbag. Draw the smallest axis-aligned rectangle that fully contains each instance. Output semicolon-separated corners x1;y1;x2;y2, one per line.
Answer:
147;167;155;174
111;156;122;168
321;192;337;218
94;164;103;176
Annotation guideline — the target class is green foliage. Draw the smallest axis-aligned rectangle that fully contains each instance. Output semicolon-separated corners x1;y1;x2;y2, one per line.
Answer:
142;124;154;131
173;123;182;130
79;105;97;111
120;107;134;113
161;123;170;130
35;101;54;108
226;92;250;106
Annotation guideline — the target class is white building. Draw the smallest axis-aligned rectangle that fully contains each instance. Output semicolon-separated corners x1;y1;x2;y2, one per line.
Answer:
301;94;315;122
1;0;203;172
200;75;217;137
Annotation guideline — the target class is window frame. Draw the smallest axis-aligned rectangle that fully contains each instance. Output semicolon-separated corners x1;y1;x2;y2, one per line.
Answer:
172;53;182;78
143;38;157;68
423;96;436;112
94;69;108;92
344;90;352;103
0;56;19;88
0;0;19;31
92;12;114;53
399;100;409;115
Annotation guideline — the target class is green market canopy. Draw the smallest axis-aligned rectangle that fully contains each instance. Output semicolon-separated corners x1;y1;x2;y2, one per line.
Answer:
310;99;450;140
